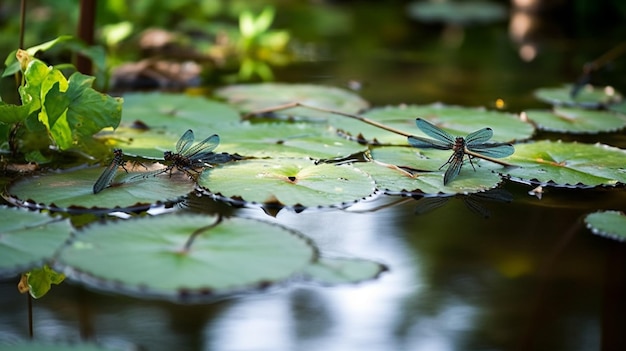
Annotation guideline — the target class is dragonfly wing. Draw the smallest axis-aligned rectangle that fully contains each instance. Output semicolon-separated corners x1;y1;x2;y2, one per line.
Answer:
201;152;233;164
176;129;195;154
469;143;515;158
93;161;119;194
184;134;220;159
443;152;464;185
415;118;455;144
465;128;493;145
408;135;451;150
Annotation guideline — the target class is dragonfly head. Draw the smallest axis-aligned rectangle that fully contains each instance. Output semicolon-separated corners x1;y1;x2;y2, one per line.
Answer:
453;137;466;151
163;151;173;161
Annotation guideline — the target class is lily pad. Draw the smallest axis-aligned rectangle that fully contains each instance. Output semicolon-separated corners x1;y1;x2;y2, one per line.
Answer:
198;158;376;208
503;140;626;187
524;107;626;133
217;121;366;160
0;206;72;277
334;104;533;144
6;164;194;213
55;214;317;300
302;256;388;285
534;84;622;108
585;210;626;242
407;1;507;25
609;101;626;114
120;92;241;135
355;150;504;195
215;83;369;121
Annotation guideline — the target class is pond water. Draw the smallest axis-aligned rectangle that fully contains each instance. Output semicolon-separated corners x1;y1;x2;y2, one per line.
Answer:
2;1;626;351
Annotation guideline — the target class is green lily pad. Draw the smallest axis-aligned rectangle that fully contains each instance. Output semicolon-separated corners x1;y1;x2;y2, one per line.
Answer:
0;206;72;277
355;150;504;195
217;121;366;160
609;100;626;114
503;140;626;187
215;83;369;121
302;256;388;285
335;104;533;144
524;107;626;133
55;214;317;300
198;158;376;208
6;164;194;213
585;210;626;242
534;84;623;107
121;92;241;135
407;1;507;25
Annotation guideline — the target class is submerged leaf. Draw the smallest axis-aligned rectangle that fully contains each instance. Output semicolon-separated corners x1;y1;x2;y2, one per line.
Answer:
503;140;626;187
585;210;626;242
55;214;317;300
198;158;376;208
22;265;65;299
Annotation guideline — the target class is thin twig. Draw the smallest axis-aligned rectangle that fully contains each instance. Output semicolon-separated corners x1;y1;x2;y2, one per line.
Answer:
181;215;223;252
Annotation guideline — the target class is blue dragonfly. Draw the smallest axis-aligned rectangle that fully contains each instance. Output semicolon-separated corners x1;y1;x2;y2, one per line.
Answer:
408;118;514;185
93;148;128;194
133;129;233;180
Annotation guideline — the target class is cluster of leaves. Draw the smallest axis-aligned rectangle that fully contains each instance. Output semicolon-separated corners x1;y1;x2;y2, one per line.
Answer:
0;40;122;163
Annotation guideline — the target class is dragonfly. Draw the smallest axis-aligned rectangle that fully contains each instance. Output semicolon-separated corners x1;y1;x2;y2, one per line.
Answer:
93;148;128;194
133;129;232;180
407;118;514;185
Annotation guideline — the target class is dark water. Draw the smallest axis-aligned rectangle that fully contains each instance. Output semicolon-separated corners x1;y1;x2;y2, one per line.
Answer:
2;2;626;350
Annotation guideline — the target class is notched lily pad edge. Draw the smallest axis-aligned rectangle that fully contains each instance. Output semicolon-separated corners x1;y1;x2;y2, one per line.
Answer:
584;210;626;242
500;173;623;189
196;187;382;213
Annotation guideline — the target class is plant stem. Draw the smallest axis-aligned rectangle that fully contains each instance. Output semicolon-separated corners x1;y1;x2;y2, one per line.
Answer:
182;216;223;252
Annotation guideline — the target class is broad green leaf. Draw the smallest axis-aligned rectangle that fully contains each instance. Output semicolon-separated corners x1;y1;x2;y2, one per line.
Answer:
503;140;626;187
524;107;626;133
610;101;626;114
121;92;240;136
217;121;366;160
407;0;507;25
585;210;626;242
0;206;72;277
0;102;30;124
215;83;369;121
24;265;65;299
2;36;75;78
198;158;376;208
6;164;193;212
337;104;533;144
302;256;388;284
55;214;317;300
534;84;622;107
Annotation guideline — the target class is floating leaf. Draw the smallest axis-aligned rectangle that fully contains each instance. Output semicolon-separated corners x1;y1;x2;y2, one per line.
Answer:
215;83;369;121
503;140;626;187
0;206;72;277
120;92;241;135
302;256;388;285
406;1;507;25
609;101;626;114
217;121;365;160
534;84;622;107
198;158;376;208
585;210;626;242
6;164;193;213
524;107;626;133
55;214;317;300
356;149;503;195
332;104;533;144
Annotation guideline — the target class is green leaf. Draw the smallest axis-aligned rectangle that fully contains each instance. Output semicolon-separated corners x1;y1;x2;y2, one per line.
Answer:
198;158;376;208
6;164;194;212
55;214;317;300
524;107;626;133
534;84;622;107
215;83;369;121
0;206;72;277
303;256;388;285
585;210;626;242
503;140;626;187
0;101;30;124
342;104;534;144
25;265;65;299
